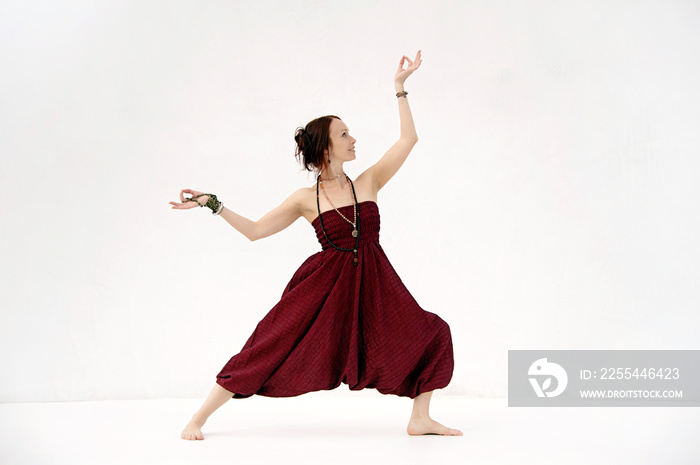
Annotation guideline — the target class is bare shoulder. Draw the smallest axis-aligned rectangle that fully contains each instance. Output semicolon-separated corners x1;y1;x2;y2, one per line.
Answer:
354;170;379;202
292;186;320;223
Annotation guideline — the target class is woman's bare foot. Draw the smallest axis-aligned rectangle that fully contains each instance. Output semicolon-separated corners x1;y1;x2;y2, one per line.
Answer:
181;417;205;440
180;384;235;440
407;416;463;436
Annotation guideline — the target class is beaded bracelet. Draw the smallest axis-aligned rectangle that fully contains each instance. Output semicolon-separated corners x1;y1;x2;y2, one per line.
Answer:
396;91;408;98
204;194;220;214
187;193;222;215
213;201;224;216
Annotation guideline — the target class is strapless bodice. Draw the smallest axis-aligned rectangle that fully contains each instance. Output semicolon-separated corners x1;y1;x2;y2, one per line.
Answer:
311;201;380;251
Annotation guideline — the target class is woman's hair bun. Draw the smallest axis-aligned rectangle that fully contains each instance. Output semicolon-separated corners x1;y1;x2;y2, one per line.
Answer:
294;127;308;150
294;115;339;173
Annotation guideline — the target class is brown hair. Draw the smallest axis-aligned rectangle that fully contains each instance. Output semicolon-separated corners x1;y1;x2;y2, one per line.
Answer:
294;115;340;173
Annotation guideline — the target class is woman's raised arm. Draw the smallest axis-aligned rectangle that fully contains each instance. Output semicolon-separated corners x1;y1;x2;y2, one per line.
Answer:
362;50;422;194
170;188;305;241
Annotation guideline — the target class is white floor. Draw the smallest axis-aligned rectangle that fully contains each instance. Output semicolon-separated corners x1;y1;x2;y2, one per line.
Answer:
1;391;698;465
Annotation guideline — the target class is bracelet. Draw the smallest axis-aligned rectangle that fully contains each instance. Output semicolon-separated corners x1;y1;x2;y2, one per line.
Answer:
213;201;224;216
204;193;221;214
186;193;222;214
396;91;408;98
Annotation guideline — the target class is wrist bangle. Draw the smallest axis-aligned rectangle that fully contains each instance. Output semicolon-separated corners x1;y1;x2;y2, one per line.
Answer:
396;91;408;98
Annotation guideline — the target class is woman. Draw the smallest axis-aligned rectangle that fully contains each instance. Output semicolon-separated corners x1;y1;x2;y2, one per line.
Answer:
171;51;461;439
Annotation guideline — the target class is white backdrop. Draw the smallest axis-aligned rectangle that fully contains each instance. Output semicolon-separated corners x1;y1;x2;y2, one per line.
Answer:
1;0;699;402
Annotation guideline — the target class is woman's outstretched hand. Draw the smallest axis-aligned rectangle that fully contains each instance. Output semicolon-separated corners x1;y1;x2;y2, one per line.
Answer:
395;50;422;88
170;189;209;210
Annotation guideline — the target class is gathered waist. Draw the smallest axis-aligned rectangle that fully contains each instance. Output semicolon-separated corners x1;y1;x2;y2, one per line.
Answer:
319;237;379;252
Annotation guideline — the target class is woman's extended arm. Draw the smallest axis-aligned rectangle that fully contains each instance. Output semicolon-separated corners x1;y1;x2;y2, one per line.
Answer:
363;50;422;193
170;188;305;241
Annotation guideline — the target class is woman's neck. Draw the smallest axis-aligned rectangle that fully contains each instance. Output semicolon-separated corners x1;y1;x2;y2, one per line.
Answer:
320;164;346;185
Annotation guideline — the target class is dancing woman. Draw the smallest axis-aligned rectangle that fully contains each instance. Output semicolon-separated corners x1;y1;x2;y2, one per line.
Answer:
171;51;461;439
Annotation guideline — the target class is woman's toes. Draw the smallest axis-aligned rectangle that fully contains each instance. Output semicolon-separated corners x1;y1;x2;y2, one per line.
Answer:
407;418;463;436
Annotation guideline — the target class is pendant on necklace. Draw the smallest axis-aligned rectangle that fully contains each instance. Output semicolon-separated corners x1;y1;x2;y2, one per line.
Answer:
352;228;358;238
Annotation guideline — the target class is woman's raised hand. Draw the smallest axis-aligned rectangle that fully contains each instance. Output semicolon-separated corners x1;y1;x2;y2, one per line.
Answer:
170;189;209;210
394;50;422;88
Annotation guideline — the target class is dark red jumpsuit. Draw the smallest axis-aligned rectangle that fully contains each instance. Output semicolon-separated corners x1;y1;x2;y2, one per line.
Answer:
216;201;454;399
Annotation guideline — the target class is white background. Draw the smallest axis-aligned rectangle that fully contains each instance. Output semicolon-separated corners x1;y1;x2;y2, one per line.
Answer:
1;0;699;402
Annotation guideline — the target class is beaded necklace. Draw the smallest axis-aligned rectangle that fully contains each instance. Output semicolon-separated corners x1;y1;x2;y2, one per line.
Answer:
320;177;357;237
316;174;361;266
320;172;345;182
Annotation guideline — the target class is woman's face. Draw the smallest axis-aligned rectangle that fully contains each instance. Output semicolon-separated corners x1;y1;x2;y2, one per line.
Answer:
326;118;356;164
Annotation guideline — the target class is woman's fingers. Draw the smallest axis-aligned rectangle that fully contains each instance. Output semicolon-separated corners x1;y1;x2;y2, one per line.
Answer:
406;51;421;70
170;201;197;210
179;188;203;201
397;56;406;71
172;189;203;210
397;51;421;75
410;51;421;70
